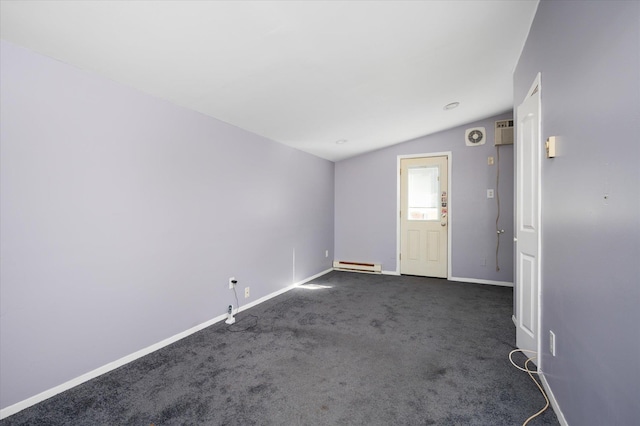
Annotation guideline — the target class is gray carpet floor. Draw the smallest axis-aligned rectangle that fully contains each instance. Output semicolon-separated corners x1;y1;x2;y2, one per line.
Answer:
1;271;559;425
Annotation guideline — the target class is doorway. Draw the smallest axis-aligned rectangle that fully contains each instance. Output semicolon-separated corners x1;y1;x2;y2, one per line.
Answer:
399;154;450;278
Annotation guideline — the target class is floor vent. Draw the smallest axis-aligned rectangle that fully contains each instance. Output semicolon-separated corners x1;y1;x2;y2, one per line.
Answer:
333;261;382;274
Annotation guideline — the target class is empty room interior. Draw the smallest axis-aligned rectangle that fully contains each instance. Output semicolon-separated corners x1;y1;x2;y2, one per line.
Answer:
0;1;638;425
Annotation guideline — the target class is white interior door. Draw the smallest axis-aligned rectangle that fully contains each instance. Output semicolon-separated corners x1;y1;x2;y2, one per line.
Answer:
400;156;448;278
515;74;541;355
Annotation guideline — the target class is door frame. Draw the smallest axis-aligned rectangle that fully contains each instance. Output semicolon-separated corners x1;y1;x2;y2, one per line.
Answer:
396;152;452;277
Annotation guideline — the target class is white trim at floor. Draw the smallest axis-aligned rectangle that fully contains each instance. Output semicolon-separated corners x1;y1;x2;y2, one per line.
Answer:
540;373;569;426
380;271;513;286
0;268;333;420
449;276;513;287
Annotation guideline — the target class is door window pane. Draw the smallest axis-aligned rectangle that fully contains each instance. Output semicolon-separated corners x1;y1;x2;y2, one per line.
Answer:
408;166;439;220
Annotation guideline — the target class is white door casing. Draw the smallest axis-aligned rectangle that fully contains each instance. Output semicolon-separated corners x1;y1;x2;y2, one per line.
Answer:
400;155;449;278
515;73;541;356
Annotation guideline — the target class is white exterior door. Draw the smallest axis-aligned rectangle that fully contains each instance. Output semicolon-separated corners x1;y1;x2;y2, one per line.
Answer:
515;74;541;355
400;156;448;278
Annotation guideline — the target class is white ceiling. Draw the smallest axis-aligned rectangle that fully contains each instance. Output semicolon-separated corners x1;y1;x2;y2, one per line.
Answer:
0;0;538;162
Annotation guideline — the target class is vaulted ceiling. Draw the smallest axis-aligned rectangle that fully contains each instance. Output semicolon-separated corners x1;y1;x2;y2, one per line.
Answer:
0;1;538;161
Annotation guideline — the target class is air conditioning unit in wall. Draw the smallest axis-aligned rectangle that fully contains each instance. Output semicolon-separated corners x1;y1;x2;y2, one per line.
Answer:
495;119;514;146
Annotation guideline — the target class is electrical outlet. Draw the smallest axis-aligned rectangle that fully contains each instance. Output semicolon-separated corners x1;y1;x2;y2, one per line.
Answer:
325;250;329;258
228;277;236;289
549;330;556;356
487;189;494;199
244;287;250;298
488;156;494;165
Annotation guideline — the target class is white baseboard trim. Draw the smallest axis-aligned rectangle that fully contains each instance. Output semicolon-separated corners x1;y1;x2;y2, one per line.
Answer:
377;271;511;284
237;268;333;314
539;373;569;426
0;314;222;419
0;268;333;420
449;276;514;287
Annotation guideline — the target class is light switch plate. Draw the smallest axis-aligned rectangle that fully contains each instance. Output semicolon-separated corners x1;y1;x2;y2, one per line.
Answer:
546;136;557;158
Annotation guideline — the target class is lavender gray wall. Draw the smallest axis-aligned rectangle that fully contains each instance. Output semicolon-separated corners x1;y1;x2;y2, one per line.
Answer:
335;112;515;283
514;1;640;424
0;41;334;410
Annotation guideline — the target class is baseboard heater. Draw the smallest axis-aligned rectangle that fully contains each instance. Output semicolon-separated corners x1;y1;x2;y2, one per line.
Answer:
333;261;382;274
